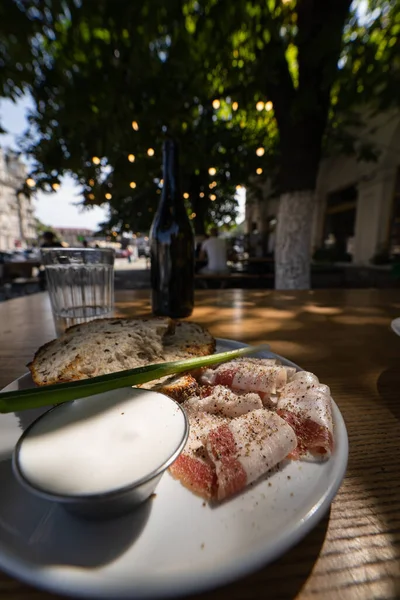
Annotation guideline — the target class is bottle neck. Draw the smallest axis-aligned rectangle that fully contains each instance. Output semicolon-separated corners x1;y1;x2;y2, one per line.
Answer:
159;139;184;211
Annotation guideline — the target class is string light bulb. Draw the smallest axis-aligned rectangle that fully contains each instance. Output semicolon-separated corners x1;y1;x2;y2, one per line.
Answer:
199;192;205;198
208;167;216;176
232;102;238;111
130;181;137;189
105;193;112;200
256;168;263;175
256;147;265;157
92;156;101;165
132;121;139;131
88;193;95;200
210;194;216;201
128;154;135;162
212;99;220;109
89;179;95;186
147;148;155;157
183;192;189;199
52;183;60;191
256;101;265;111
265;101;273;111
236;185;242;191
26;178;35;187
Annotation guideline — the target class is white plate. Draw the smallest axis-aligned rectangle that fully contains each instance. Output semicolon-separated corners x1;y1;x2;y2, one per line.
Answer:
0;339;348;599
391;318;400;336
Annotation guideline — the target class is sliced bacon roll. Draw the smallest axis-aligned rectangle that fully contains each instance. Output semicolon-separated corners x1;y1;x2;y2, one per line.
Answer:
205;409;297;501
277;371;334;459
169;410;227;500
184;385;263;418
198;360;295;407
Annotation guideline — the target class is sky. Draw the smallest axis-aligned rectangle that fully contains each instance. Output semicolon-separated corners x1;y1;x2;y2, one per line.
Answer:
0;96;110;230
0;95;245;230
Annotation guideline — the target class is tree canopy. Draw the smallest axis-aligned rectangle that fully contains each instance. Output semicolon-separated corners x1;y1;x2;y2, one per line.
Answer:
1;0;399;238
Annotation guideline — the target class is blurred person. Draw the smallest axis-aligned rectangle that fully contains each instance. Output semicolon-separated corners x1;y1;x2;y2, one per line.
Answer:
39;231;62;290
248;223;263;258
199;227;229;274
40;231;63;248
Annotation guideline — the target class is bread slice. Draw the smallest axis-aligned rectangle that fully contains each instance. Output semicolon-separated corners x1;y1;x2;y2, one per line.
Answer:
162;321;216;361
30;317;174;386
29;317;216;388
147;374;200;403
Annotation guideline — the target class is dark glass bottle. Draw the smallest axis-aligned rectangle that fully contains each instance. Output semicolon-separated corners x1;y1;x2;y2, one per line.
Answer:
150;139;194;318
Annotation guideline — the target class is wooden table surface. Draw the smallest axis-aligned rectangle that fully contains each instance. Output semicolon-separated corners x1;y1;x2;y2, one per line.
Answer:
1;289;400;599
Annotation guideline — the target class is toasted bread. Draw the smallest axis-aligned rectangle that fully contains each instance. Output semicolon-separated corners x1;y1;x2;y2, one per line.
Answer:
29;317;216;388
30;317;174;386
163;321;216;360
145;373;200;403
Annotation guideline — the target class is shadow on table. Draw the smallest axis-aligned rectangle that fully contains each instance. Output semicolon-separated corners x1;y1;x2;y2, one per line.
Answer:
0;458;151;569
185;511;330;600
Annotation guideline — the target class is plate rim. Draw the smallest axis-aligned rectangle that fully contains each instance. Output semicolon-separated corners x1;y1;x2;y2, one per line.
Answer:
390;317;400;336
0;338;349;599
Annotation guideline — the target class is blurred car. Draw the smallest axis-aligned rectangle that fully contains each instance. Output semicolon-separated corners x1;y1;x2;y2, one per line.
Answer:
115;248;130;259
0;251;15;263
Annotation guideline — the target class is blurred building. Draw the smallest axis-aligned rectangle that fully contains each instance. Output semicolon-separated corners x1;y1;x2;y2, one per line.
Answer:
53;227;93;246
246;109;400;264
0;148;36;250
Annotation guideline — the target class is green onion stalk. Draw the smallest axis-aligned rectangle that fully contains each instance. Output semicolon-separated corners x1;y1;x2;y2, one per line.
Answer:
0;344;269;413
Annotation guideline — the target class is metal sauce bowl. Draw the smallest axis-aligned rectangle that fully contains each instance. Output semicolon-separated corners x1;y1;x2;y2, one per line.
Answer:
12;388;189;520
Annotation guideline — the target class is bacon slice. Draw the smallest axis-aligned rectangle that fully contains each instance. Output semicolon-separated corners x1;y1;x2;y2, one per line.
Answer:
169;410;227;499
199;360;292;406
277;372;334;458
206;409;297;501
184;385;263;418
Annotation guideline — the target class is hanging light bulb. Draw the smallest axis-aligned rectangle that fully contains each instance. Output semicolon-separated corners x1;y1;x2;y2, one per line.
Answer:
256;168;263;175
256;147;265;157
89;178;95;186
210;194;216;201
105;193;112;200
132;121;139;131
88;193;95;200
128;154;135;162
92;156;101;165
232;101;239;111
26;178;36;187
236;184;242;191
199;192;205;198
212;99;220;109
208;167;216;176
52;183;60;191
183;192;189;199
265;101;273;111
130;181;137;189
147;148;155;157
256;101;265;111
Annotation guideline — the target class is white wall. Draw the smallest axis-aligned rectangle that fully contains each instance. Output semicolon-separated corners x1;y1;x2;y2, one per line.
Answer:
313;109;400;262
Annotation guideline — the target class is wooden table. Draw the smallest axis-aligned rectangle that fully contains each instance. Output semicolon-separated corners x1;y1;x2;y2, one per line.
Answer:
1;289;400;599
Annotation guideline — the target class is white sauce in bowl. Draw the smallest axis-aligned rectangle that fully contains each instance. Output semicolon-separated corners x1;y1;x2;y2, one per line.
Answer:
16;388;187;496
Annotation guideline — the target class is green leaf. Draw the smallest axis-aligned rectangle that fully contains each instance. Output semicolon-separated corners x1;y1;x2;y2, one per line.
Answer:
0;344;269;413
